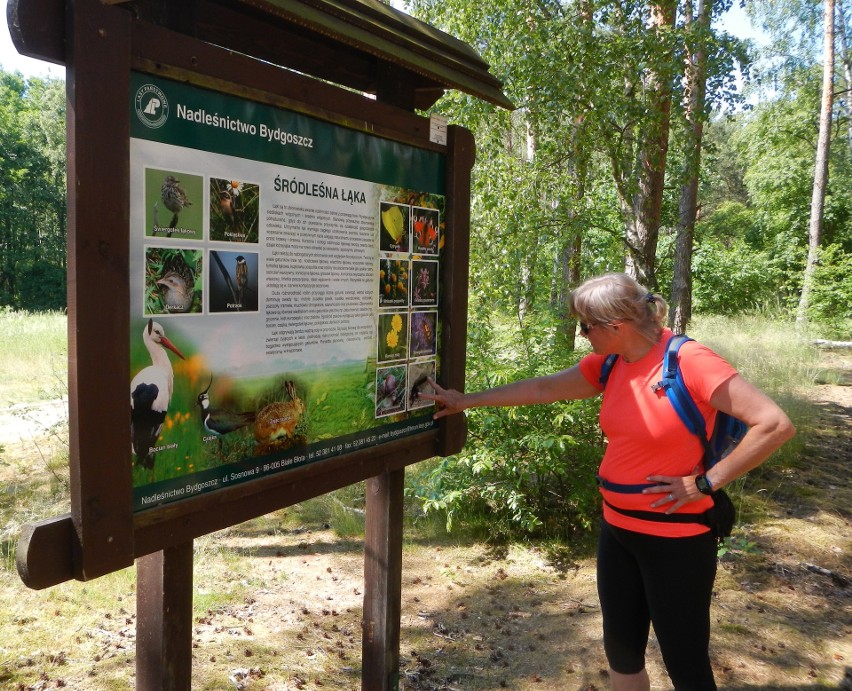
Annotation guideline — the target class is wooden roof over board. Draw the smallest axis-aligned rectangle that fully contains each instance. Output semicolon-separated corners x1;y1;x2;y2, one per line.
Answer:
7;0;514;111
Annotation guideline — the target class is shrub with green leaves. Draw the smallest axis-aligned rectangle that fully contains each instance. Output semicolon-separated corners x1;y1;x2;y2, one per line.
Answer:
807;243;852;337
407;306;604;541
692;239;776;314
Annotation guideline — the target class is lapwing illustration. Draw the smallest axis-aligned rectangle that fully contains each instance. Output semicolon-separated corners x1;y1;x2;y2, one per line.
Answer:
196;375;255;452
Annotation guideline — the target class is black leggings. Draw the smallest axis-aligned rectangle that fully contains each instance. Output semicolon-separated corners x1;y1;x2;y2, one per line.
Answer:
597;520;718;690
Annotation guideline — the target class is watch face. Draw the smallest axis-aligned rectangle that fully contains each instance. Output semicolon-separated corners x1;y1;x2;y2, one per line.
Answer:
696;475;713;495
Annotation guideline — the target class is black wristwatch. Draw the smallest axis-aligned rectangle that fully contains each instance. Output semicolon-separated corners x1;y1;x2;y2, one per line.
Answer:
695;474;714;495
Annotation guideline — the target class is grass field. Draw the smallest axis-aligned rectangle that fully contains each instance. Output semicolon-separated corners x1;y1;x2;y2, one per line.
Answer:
0;309;67;406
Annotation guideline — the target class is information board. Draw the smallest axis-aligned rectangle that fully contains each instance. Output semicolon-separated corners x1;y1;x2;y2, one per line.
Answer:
129;74;447;512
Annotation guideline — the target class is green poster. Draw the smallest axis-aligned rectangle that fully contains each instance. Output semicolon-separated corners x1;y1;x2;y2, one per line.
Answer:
129;74;446;511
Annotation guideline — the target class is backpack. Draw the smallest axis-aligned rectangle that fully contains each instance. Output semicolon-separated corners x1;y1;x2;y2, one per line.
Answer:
596;334;746;540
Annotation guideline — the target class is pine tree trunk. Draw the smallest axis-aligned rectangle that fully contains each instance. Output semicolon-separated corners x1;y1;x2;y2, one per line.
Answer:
671;0;712;333
623;0;677;290
837;0;852;162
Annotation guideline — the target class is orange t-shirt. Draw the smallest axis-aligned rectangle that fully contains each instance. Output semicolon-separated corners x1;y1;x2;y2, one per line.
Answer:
578;329;738;537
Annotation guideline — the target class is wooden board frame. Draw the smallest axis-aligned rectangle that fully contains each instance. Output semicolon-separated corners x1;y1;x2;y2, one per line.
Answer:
16;0;473;589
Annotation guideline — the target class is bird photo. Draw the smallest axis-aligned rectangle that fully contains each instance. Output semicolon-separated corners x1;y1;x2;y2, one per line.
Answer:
130;319;186;479
161;175;191;228
209;177;261;244
209;250;258;312
235;255;248;305
196;375;256;455
145;248;203;315
145;168;203;239
218;186;239;229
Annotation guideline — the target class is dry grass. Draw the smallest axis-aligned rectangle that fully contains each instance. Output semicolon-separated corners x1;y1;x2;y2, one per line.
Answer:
0;310;66;406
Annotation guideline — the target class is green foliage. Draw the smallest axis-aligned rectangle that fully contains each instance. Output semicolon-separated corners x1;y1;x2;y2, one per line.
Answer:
699;117;751;214
0;70;66;311
806;243;852;336
737;89;819;249
700;83;852;321
696;200;757;246
17;260;66;311
728;16;852;322
691;238;776;314
407;308;605;541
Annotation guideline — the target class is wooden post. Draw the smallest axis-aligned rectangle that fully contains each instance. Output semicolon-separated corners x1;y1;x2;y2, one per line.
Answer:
362;470;405;691
67;0;135;582
136;542;194;691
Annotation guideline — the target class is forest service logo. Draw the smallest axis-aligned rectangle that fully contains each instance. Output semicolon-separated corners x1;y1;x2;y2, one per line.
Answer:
135;83;169;129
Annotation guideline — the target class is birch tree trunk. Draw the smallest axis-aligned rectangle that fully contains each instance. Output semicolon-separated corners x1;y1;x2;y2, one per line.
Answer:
797;0;835;325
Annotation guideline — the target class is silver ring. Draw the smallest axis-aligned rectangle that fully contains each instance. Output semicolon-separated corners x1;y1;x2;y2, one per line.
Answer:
668;493;674;502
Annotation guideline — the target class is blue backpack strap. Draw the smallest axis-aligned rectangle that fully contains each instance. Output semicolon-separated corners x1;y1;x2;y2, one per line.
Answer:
654;335;713;463
599;353;619;388
596;475;662;493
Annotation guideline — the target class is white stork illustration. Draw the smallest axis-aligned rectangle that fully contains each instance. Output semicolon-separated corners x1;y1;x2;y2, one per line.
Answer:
130;319;186;474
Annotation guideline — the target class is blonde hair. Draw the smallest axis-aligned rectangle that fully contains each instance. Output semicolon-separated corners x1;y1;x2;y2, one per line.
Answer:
570;272;668;343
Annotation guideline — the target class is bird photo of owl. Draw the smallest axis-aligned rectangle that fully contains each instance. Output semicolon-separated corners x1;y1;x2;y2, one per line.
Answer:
144;168;204;239
144;247;204;315
209;178;261;244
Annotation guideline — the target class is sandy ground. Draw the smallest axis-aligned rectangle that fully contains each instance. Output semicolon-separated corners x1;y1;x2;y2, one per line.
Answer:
0;398;68;446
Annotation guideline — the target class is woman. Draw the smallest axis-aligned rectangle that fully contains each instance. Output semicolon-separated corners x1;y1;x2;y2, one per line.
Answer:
422;272;795;691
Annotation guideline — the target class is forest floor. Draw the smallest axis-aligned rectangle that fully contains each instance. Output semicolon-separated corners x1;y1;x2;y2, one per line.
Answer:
0;351;850;690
